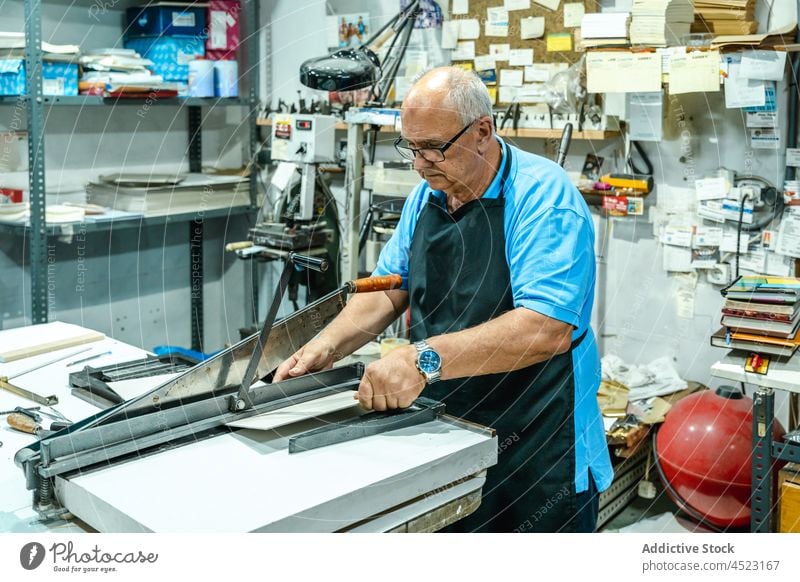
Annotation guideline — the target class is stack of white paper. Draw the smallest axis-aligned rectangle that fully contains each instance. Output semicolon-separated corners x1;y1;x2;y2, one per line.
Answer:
629;0;694;46
580;12;630;47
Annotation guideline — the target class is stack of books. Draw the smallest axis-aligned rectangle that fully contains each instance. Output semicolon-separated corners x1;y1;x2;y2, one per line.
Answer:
629;0;695;46
579;13;631;48
692;0;757;35
711;276;800;358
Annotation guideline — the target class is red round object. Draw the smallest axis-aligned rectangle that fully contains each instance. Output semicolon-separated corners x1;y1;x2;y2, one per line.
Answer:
655;386;784;529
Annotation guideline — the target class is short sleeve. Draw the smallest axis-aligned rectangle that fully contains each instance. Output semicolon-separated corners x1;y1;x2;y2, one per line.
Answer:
507;203;595;328
371;182;428;291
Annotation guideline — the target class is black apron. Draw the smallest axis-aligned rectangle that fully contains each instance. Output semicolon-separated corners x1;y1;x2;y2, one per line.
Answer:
408;143;587;532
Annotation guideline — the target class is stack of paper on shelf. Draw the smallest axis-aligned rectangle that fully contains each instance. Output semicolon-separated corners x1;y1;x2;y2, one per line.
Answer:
711;275;800;357
0;31;80;60
629;0;694;46
86;173;250;216
79;48;179;97
692;0;757;35
580;13;631;48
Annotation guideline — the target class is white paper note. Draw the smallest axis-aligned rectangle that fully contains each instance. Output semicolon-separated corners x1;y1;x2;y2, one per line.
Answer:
720;232;751;253
776;208;800;258
486;7;510;36
786;148;800;167
626;92;663;142
695;177;728;201
474;54;496;71
504;0;531;9
725;61;766;109
500;69;524;87
765;252;794;276
489;43;511;60
746;111;778;128
586;52;661;94
668;50;721;95
441;20;459;49
452;0;469;15
563;3;584;27
740;50;788;81
693;226;723;247
458;18;480;39
498;85;519;103
662;225;693;247
452;40;475;60
751;128;781;149
520;16;545;39
509;48;534;66
663;245;693;273
525;64;551;82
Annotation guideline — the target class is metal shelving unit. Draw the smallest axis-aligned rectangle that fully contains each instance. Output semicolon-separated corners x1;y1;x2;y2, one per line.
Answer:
5;0;260;351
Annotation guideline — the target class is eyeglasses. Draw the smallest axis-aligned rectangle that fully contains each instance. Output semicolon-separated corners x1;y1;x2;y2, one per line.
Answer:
393;121;476;163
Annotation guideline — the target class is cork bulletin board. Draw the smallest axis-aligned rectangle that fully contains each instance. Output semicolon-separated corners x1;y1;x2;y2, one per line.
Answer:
449;0;594;103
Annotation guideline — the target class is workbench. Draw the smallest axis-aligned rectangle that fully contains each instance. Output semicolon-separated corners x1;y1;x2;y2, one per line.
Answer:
0;328;497;533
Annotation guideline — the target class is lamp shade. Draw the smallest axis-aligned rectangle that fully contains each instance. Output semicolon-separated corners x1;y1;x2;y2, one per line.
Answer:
299;47;381;92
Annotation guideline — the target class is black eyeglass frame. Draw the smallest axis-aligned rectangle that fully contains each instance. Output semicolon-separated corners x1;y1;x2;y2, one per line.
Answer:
393;120;477;163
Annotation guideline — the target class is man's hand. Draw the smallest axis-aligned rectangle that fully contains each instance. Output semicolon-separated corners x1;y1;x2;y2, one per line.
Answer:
356;345;426;411
273;337;341;382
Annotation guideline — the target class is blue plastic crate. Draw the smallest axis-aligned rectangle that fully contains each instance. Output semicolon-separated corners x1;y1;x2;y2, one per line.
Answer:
0;59;78;96
123;36;205;82
125;5;207;38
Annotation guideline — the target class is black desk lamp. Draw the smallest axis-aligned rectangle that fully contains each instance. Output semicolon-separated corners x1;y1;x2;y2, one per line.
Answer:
299;0;420;106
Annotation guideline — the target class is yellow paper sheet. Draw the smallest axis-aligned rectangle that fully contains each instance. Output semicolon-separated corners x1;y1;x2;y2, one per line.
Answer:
668;50;721;95
585;51;662;94
546;32;572;52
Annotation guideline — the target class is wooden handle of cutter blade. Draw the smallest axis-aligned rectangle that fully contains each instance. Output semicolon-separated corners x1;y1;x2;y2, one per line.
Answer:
225;241;253;252
346;274;403;293
8;412;38;434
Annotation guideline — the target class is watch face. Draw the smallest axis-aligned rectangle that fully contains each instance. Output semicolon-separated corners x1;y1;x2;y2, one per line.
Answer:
418;349;441;374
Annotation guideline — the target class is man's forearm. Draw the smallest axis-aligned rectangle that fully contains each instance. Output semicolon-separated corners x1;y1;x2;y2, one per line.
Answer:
319;289;409;359
427;307;574;380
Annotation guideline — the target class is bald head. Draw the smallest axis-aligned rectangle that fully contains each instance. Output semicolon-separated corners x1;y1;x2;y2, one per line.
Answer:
403;67;494;126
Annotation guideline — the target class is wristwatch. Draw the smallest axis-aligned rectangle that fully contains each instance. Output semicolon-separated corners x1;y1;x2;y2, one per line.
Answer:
414;340;442;384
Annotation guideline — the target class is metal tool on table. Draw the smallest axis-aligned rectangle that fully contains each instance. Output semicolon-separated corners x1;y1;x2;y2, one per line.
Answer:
14;252;443;519
0;376;58;406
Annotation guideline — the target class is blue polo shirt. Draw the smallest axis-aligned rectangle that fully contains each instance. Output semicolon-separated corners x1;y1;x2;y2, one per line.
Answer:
373;137;613;494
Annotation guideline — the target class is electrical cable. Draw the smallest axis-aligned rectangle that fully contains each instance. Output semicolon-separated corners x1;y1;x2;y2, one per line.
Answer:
628;141;653;176
734;193;751;279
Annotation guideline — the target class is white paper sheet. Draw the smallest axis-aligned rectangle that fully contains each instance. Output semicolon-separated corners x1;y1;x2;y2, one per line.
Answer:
226;391;361;431
474;54;496;71
661;225;693;247
458;18;481;39
693;226;723;247
441;20;459;49
740;50;787;81
486;7;509;36
520;16;545;39
695;177;728;201
452;40;475;60
626;91;663;142
668;50;721;95
452;0;469;14
509;48;534;66
500;69;524;87
563;3;584;27
751;128;781;149
586;52;661;93
724;60;766;109
787;148;800;167
489;43;511;60
504;0;531;9
776;208;800;258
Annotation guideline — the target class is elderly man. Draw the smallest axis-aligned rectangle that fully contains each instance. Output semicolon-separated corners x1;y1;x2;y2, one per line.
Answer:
275;67;612;532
